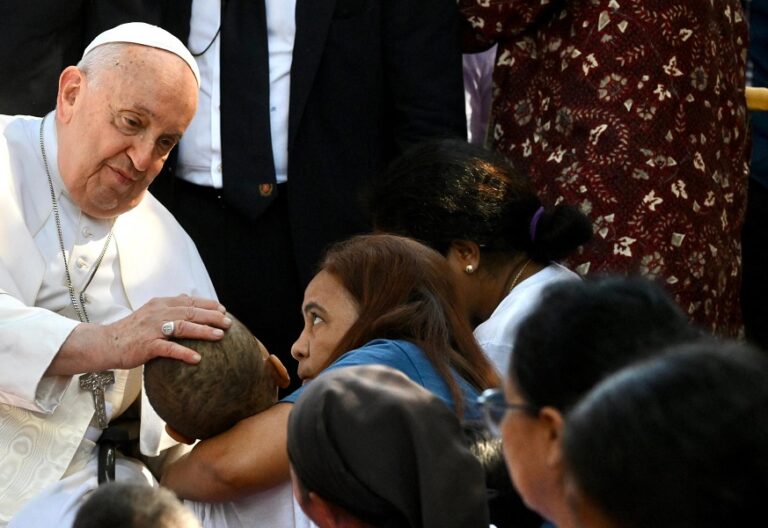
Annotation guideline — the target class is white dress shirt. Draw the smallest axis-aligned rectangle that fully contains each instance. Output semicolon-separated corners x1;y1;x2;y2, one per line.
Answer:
474;264;580;375
177;0;296;187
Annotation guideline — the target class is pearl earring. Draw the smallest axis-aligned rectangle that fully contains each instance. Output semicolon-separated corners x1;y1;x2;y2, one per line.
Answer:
465;264;475;274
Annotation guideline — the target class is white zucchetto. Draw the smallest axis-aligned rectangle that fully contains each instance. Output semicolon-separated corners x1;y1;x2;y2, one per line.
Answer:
82;22;201;86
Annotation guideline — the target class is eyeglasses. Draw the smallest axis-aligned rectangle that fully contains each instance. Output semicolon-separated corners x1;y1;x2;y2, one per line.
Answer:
477;388;536;436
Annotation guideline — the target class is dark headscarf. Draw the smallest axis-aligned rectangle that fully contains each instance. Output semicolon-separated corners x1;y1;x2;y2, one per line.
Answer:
287;365;490;528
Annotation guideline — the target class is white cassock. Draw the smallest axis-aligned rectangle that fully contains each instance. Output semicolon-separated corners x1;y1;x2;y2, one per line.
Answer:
0;113;217;527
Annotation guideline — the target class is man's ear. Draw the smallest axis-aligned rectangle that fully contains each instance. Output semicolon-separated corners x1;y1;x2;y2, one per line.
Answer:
538;406;566;468
267;354;291;389
165;424;196;445
56;66;84;124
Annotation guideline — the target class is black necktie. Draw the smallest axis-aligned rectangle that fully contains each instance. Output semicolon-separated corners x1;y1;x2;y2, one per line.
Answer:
220;0;277;220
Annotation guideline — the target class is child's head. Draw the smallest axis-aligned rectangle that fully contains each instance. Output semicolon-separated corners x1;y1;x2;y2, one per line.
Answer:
73;482;200;528
145;313;289;441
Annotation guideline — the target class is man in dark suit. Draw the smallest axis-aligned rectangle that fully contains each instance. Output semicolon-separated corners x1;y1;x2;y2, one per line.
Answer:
0;1;87;116
0;1;166;116
150;0;467;390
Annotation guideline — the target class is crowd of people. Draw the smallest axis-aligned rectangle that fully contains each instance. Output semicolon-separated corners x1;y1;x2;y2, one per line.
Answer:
0;1;765;527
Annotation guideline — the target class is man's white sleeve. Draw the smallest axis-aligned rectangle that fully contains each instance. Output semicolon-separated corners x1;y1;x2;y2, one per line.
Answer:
0;290;77;413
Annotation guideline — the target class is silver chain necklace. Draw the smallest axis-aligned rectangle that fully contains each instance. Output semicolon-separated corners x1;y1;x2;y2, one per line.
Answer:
39;116;114;324
40;116;117;429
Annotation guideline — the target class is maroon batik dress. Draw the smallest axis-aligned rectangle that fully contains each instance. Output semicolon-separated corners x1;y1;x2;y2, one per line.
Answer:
460;0;750;337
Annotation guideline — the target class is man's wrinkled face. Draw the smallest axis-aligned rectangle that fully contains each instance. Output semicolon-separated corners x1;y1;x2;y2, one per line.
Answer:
56;45;198;219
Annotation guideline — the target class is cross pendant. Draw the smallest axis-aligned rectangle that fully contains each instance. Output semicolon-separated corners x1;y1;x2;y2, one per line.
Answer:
79;371;115;429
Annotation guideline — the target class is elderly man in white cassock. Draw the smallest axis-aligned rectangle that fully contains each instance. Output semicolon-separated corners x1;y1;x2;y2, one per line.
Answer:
0;23;232;527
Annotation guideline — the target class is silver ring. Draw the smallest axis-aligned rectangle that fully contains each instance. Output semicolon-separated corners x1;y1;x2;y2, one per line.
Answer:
161;321;175;337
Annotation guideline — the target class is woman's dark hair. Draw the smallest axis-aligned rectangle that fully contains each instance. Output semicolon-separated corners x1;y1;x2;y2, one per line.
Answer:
320;234;499;414
564;342;768;528
511;276;702;412
369;139;591;265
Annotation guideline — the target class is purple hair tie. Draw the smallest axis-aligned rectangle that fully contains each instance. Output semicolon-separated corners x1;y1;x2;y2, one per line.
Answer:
529;206;545;242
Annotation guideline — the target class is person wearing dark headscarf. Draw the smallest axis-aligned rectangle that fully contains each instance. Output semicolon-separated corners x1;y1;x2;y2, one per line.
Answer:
287;364;490;528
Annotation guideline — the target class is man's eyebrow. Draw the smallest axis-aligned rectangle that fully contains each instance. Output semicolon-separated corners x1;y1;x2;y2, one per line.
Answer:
163;132;184;142
132;104;156;118
128;105;184;140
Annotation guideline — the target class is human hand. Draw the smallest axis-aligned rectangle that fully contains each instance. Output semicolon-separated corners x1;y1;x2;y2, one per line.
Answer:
49;295;231;376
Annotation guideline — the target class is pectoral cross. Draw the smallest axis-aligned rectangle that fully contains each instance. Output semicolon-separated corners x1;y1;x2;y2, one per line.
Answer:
79;371;115;429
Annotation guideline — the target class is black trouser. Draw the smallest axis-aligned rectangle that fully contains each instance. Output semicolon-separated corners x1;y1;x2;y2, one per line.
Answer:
157;178;305;394
741;179;768;352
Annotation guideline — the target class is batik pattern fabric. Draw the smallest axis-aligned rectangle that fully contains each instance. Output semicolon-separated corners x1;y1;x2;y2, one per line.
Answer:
460;0;749;337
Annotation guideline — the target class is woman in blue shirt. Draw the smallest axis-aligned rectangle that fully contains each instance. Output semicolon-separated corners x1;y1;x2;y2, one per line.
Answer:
284;234;498;419
162;234;499;501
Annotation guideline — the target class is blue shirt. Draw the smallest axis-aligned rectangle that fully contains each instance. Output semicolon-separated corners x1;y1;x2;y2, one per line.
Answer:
282;339;483;420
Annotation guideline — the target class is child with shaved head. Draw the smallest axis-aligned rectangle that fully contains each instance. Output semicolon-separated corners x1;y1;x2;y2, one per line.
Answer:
144;314;311;528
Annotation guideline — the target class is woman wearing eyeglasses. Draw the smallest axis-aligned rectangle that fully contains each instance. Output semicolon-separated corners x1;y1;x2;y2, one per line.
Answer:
160;234;499;522
477;276;700;528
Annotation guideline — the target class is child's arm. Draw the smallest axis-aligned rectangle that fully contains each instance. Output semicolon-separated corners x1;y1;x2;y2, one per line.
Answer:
160;402;292;501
